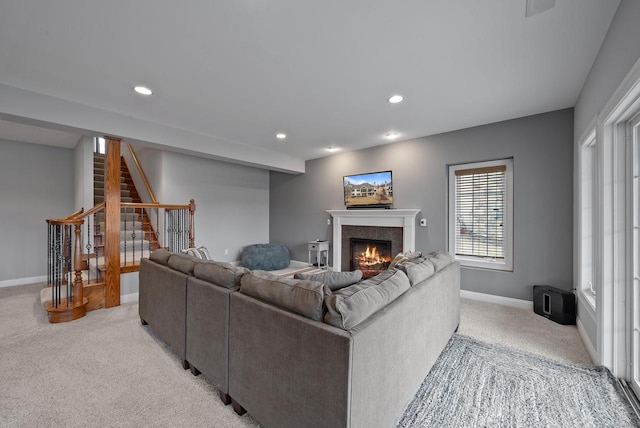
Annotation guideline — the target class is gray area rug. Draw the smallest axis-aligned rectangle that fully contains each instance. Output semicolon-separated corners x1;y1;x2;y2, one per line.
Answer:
397;334;640;428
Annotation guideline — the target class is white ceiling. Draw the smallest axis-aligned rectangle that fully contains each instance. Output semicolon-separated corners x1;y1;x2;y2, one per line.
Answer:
0;0;621;170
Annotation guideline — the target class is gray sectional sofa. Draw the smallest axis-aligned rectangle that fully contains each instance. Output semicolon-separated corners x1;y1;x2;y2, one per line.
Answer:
139;249;460;428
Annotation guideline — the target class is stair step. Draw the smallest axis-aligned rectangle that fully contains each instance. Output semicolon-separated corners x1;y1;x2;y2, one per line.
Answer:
95;212;140;222
98;221;144;231
120;240;151;251
94;174;126;183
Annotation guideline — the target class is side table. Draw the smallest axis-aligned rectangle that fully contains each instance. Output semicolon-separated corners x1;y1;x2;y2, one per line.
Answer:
308;240;329;270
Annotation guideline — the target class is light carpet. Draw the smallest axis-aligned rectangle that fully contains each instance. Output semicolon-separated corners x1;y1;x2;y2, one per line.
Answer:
396;334;639;428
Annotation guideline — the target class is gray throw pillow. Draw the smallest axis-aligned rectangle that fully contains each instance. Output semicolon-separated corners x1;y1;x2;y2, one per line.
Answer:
294;270;363;291
324;268;410;330
395;257;435;286
193;261;249;289
240;270;330;321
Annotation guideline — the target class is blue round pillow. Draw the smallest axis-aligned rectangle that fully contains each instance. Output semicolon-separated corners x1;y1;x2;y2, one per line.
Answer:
242;243;290;271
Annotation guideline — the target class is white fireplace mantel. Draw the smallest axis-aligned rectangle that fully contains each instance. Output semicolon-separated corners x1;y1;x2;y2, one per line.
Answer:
327;209;420;271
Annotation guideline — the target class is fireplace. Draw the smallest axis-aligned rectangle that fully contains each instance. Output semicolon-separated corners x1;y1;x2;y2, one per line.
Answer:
350;238;392;278
327;209;420;272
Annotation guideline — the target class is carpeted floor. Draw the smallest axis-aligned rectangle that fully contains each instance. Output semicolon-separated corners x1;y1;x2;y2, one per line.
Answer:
0;283;603;427
396;334;639;427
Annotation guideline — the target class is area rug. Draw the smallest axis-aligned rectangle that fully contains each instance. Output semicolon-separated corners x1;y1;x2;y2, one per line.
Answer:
397;334;639;428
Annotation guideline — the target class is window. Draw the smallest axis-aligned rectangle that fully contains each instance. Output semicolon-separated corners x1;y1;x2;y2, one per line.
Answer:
579;130;596;309
448;158;513;271
94;137;106;154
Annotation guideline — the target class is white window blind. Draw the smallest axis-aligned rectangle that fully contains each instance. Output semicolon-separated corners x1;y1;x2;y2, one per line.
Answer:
454;165;506;259
448;158;513;271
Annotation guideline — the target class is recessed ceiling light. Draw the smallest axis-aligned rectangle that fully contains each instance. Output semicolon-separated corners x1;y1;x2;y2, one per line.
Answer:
385;132;400;140
387;95;404;104
133;86;153;96
326;146;340;152
276;133;287;140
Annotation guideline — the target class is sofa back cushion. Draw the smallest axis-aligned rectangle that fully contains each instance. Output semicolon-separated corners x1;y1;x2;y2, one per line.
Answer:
294;270;363;291
149;249;172;265
193;261;249;289
240;271;329;321
424;250;454;272
167;253;199;275
324;268;410;330
395;257;435;286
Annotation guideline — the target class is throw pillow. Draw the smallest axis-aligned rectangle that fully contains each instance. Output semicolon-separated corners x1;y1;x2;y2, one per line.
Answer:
294;270;363;291
388;250;422;269
240;270;330;321
324;268;410;330
182;246;211;260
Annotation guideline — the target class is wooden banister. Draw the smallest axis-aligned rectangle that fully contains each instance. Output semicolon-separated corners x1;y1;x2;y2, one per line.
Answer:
127;143;158;204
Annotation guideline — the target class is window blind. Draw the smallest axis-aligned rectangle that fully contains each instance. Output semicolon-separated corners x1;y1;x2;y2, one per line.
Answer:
454;165;506;259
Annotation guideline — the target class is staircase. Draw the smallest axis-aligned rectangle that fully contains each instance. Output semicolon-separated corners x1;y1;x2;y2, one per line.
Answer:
92;153;160;273
44;138;195;322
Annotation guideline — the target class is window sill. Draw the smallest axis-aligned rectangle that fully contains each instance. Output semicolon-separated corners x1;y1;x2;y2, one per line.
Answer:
455;256;513;272
579;289;596;312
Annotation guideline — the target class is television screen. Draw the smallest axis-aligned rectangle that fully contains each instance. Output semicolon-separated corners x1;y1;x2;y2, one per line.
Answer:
343;170;393;208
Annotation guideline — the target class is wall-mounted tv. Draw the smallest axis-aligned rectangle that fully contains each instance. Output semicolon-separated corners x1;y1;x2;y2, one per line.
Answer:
343;170;393;209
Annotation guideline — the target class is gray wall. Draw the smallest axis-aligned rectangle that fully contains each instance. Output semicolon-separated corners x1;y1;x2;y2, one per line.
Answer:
0;139;74;283
135;147;270;262
271;109;574;301
573;0;640;351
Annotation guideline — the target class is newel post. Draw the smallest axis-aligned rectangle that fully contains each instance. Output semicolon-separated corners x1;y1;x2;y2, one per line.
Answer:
73;222;84;304
189;199;196;248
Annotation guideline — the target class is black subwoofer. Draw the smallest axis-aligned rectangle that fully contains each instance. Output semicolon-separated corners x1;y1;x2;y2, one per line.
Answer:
533;285;576;325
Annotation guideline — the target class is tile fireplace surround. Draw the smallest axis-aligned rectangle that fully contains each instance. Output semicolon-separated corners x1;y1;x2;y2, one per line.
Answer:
327;209;420;272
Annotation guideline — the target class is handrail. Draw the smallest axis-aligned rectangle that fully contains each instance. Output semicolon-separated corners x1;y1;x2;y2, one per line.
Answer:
127;143;158;204
64;208;84;220
73;202;106;220
121;202;191;210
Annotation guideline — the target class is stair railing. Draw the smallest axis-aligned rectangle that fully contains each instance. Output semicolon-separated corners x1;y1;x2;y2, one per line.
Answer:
46;199;195;321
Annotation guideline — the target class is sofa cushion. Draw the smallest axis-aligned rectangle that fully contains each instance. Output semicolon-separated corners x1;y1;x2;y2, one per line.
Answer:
167;253;199;275
424;250;454;272
241;243;290;271
395;257;435;286
149;249;172;265
324;268;410;330
193;261;249;289
240;271;329;321
294;270;363;291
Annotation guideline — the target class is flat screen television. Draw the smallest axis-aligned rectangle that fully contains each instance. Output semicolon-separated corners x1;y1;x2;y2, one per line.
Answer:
343;170;393;209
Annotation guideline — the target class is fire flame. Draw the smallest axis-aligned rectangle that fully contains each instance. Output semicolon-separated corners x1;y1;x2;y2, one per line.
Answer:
356;245;391;267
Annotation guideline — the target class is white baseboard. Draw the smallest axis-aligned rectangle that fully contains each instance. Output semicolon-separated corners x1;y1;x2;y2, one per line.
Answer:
121;292;139;304
0;275;47;288
577;317;598;364
460;289;533;311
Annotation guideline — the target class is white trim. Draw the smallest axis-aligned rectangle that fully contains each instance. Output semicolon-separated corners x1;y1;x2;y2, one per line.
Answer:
596;56;640;377
120;292;139;304
0;275;47;288
577;317;598;364
460;289;532;311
